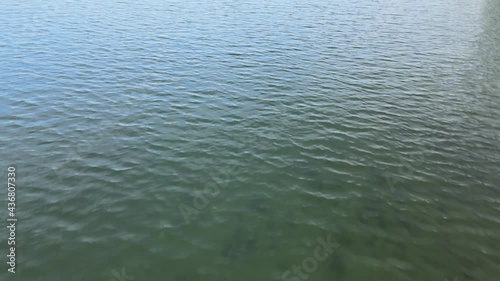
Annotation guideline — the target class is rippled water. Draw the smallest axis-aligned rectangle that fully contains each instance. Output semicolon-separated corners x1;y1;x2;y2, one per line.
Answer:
1;0;500;280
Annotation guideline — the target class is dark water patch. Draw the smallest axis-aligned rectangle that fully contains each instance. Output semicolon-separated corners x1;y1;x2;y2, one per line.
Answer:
328;251;347;280
220;236;258;259
220;227;259;259
248;198;270;215
335;232;353;247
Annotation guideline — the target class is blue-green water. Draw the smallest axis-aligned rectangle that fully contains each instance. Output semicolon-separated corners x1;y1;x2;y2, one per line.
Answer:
1;0;500;280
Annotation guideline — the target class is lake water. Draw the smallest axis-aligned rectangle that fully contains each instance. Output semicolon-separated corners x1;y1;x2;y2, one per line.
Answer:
1;0;500;280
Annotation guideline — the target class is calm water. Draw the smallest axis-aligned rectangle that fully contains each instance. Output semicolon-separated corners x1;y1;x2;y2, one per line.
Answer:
1;0;500;280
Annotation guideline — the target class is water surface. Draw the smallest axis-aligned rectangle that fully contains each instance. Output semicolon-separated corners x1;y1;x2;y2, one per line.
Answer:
1;0;500;280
